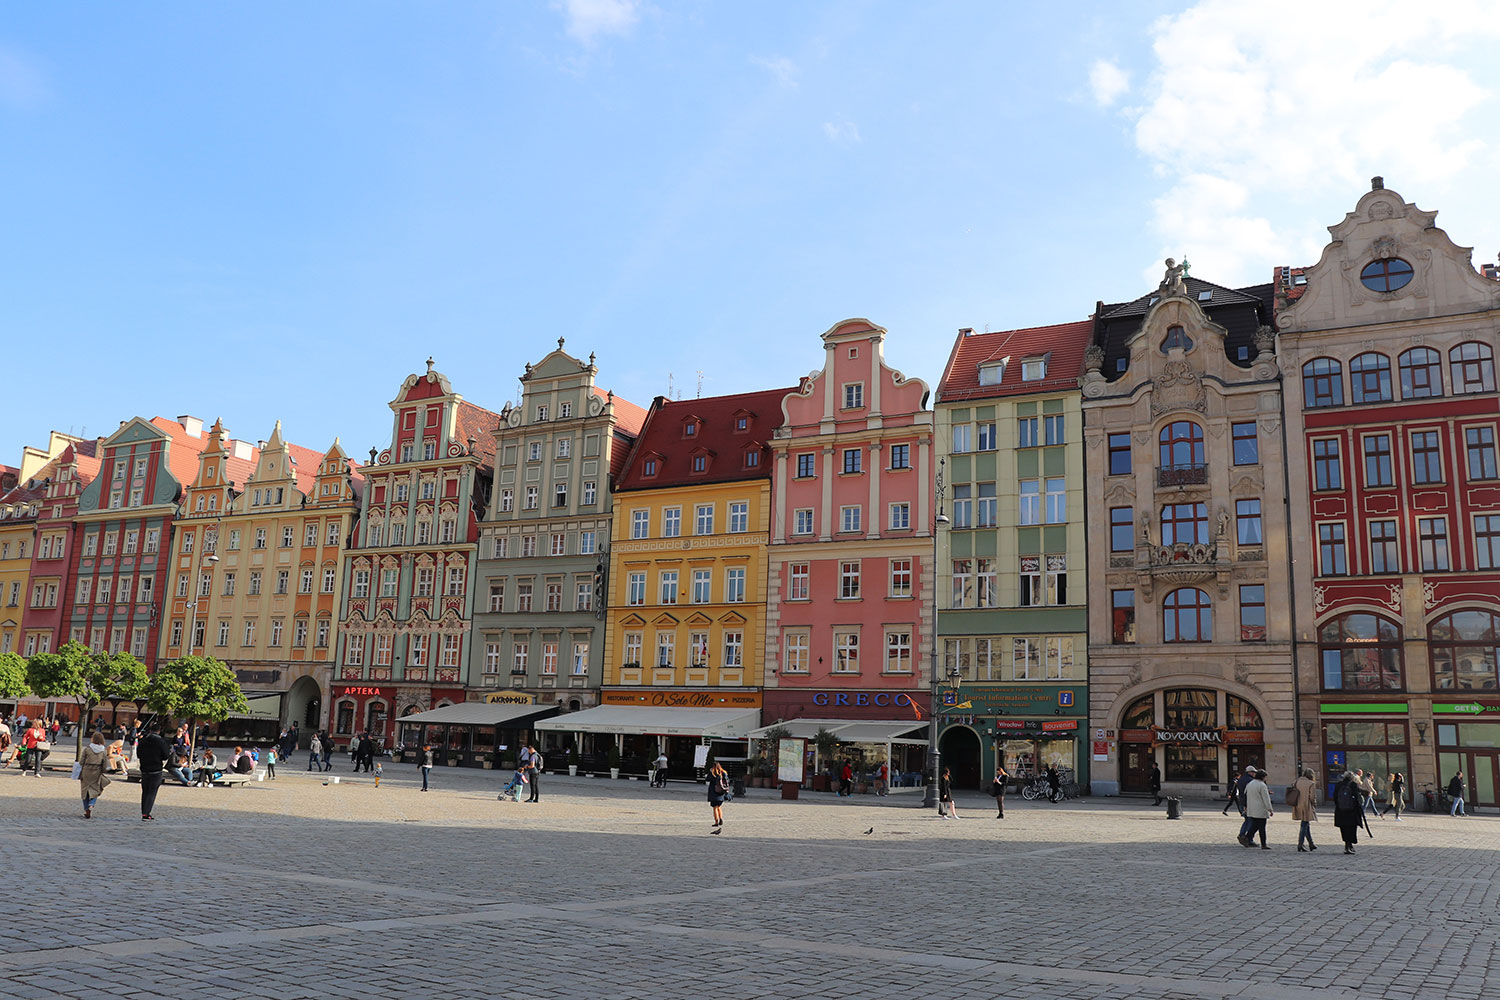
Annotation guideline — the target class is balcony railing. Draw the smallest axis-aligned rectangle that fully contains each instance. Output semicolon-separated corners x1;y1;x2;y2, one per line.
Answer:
1157;463;1208;487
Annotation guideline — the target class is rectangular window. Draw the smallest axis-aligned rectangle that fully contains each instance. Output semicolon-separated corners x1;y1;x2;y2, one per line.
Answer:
951;424;971;453
1475;515;1500;570
662;507;682;538
884;631;912;673
889;502;910;530
300;570;314;594
1012;637;1040;680
842;448;862;474
1111;589;1136;643
280;526;294;547
254;528;266;549
951;485;972;528
976;483;997;527
1236;499;1263;545
1370;520;1400;573
275;570;289;595
833;630;859;673
103;532;117;556
437;634;458;668
728;502;748;533
521;536;536;558
484;642;501;673
1466;426;1498;479
787;563;808;601
446;567;465;596
572;642;589;675
270;619;284;647
695;504;714;535
1045;637;1074;680
244;620;257;647
688;631;709;666
725;567;746;603
796;453;816;478
722;631;744;669
1108;433;1132;475
889;443;910;470
631;510;649;539
839;561;860;599
1319;523;1348;576
542;642;558;675
517;582;533;612
380;569;397;597
575;579;593;612
353;570;369;598
1110;507;1133;552
655;632;675;669
500;490;514;513
306;523;319;547
692;568;712;603
1044;414;1065;446
1018;480;1040;525
975;557;997;608
317;620;329;647
553;483;568;508
579;530;595;555
410;634;428;666
793;508;814;535
1239;584;1267;641
627;573;645;606
1362;434;1393;487
582;480;597;505
843;383;864;409
1019;556;1041;607
659;571;679;605
951;559;972;609
294;620;308;648
1044;477;1066;523
544;582;562;612
1313;439;1343;490
889;558;912;597
1411;430;1443;484
840;505;862;533
783;631;809;673
322;569;336;594
1231;422;1258;465
123;529;138;555
1418;517;1449;571
550;533;566;556
977;422;997;451
1017;417;1038;448
622;631;642;667
524;486;539;510
223;572;237;596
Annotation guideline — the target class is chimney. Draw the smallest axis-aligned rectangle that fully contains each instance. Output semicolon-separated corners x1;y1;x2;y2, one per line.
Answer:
178;415;204;438
959;327;974;337
230;440;254;461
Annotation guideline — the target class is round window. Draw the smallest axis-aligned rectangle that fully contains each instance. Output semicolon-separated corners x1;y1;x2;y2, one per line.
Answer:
1360;257;1413;292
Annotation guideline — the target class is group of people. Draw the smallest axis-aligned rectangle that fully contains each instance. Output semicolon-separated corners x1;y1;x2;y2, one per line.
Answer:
1;715;61;775
496;743;544;801
833;760;891;797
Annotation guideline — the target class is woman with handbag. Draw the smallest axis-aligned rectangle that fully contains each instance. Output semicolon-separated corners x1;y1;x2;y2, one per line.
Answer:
76;733;118;818
24;720;48;776
990;764;1010;819
706;761;729;832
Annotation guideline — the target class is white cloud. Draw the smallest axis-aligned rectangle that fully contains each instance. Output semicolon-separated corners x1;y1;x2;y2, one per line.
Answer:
1123;0;1500;283
751;55;798;88
822;120;861;143
555;0;640;46
0;44;48;110
1088;59;1129;107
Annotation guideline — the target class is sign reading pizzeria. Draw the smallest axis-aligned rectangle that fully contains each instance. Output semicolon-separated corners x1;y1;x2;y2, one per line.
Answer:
1151;725;1225;746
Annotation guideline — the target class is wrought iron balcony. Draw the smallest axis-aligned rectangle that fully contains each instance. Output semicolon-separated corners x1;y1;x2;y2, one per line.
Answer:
1157;463;1208;488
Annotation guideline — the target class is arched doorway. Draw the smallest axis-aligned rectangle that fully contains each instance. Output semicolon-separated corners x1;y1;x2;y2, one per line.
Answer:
940;726;982;790
285;676;322;747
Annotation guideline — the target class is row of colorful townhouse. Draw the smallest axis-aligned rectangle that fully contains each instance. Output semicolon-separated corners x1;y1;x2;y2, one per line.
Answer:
3;181;1497;802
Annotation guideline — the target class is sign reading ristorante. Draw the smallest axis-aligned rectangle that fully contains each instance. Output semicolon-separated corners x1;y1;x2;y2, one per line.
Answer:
602;689;761;709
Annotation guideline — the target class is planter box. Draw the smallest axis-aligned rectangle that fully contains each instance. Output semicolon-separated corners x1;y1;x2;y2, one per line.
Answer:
812;775;829;792
481;761;494;770
446;759;460;767
568;765;578;776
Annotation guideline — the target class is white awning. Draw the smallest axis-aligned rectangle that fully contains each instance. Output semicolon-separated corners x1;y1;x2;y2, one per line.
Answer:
747;719;928;744
533;706;761;738
396;703;556;726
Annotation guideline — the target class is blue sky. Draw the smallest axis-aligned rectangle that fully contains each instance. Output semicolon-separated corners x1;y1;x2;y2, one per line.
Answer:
3;1;1498;467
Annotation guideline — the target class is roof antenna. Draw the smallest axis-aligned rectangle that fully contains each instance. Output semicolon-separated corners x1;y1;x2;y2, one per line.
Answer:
696;370;705;399
667;371;675;399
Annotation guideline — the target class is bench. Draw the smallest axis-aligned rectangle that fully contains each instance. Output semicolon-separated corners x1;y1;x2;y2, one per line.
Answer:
122;766;264;786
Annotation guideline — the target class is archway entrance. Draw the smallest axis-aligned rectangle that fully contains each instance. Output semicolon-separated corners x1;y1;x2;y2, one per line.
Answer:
285;676;322;747
940;726;982;790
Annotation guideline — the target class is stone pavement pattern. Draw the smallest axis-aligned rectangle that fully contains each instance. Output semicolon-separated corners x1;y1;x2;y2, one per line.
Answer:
2;762;1497;1000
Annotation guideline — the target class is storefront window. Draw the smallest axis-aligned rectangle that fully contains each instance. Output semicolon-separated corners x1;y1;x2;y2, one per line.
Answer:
1121;694;1154;729
1319;613;1404;691
1164;688;1216;728
366;702;387;738
1165;746;1217;782
1429;609;1500;690
336;701;354;735
1227;696;1262;731
1323;720;1408;800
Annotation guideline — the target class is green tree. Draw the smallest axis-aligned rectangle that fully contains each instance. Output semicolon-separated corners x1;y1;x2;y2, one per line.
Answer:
25;642;150;754
147;655;247;753
81;650;149;747
25;641;91;732
0;651;31;710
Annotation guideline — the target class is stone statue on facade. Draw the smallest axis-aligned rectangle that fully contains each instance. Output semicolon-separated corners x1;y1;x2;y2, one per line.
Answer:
1160;257;1188;294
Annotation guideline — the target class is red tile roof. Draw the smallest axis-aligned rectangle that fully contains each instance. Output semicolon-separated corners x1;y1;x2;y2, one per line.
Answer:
937;320;1093;402
594;387;648;436
614;387;797;492
454;400;502;471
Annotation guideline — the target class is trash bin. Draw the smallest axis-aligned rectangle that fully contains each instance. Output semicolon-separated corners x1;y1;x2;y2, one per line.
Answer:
1166;796;1182;819
731;776;746;797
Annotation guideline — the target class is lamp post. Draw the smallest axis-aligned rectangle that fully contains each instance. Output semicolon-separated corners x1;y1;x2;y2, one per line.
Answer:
921;458;949;809
184;552;220;658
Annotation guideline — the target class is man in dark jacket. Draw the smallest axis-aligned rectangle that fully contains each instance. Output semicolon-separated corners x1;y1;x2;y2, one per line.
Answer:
1149;763;1163;806
1232;765;1256;843
135;725;174;821
1448;772;1468;816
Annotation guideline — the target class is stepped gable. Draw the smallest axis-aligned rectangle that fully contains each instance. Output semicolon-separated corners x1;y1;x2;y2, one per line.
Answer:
615;386;798;492
937;320;1093;402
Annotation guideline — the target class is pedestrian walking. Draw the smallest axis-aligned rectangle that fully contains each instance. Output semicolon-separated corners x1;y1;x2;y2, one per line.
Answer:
321;732;335;771
1232;765;1256;842
1149;762;1163;807
265;747;277;780
875;761;889;796
419;745;434;791
990;764;1009;819
525;743;542;803
839;760;854;797
938;766;959;819
308;734;323;772
1239;769;1273;849
1045;764;1062;804
1447;772;1467;816
124;720;139;762
1290;767;1318;852
76;731;120;819
136;724;173;821
1357;769;1381;820
1384;772;1405;821
359;734;375;773
652;750;669;788
706;760;729;832
498;759;528;801
1333;772;1363;854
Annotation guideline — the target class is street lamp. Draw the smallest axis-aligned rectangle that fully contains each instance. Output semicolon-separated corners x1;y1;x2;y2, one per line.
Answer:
921;458;949;810
184;552;220;657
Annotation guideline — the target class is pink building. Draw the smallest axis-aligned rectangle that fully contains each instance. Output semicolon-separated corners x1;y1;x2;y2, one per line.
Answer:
763;319;934;778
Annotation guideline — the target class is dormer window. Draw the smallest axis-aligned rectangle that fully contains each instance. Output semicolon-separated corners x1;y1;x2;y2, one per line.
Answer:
1161;325;1193;354
684;420;699;438
643;459;658;477
744;449;760;468
977;363;1004;386
1021;358;1047;381
692;455;708;473
843;383;864;409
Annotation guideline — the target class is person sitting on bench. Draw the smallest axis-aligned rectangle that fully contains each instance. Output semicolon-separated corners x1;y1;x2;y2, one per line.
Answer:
230;746;255;774
195;748;220;786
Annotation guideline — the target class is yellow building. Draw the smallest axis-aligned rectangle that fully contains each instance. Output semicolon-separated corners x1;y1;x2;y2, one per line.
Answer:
162;421;359;740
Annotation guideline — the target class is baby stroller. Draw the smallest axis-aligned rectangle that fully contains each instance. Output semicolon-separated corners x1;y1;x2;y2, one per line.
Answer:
498;768;528;802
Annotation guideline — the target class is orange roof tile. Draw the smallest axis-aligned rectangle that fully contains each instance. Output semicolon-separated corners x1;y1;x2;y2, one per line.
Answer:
615;386;796;492
937;320;1093;402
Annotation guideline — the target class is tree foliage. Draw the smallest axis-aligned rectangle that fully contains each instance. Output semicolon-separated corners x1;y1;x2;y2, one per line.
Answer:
24;641;91;702
0;651;31;701
147;655;247;724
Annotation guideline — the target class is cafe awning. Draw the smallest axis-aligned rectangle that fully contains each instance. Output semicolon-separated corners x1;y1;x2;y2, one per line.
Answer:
227;693;283;721
746;718;850;740
747;719;928;744
533;705;761;738
396;703;557;727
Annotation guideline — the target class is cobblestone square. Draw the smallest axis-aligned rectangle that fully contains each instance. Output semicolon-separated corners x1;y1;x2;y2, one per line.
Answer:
3;763;1497;999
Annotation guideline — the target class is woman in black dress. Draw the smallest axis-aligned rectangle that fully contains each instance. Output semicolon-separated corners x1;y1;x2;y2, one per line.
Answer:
991;764;1009;819
707;761;729;832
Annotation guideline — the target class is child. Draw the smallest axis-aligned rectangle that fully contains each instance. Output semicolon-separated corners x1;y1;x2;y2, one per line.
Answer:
498;763;528;802
374;761;383;787
265;746;277;779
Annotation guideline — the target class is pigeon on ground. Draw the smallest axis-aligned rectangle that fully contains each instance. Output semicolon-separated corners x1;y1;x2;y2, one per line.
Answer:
710;828;722;835
863;827;874;835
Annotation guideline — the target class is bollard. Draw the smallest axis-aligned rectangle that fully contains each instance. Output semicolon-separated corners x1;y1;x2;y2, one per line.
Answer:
1166;796;1181;819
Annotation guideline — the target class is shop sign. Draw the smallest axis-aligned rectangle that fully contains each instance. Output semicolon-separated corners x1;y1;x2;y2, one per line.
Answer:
1092;740;1109;761
813;691;916;709
336;686;391;698
989;719;1079;740
603;689;761;709
483;692;534;705
937;685;1087;717
1432;702;1500;715
1041;719;1078;732
1318;702;1408;715
1225;730;1264;745
235;669;282;686
1151;725;1225;746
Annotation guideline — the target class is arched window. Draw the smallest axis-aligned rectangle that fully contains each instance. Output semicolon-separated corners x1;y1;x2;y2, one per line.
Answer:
1163;588;1213;642
1399;347;1443;398
1302;358;1344;408
1429;609;1500;690
1158;421;1205;468
1450;342;1496;395
1121;694;1155;729
334;700;355;735
1227;696;1263;731
1349;353;1392;403
1319;613;1403;692
366;699;388;737
1161;325;1194;354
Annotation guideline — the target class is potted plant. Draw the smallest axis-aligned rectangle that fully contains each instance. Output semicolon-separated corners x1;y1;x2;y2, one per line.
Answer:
605;745;621;779
481;752;495;770
567;747;580;777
